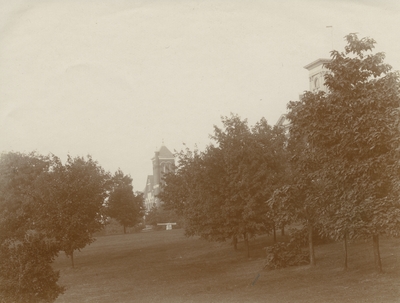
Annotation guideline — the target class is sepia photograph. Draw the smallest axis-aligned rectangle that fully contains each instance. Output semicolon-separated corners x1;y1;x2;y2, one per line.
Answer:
0;1;399;302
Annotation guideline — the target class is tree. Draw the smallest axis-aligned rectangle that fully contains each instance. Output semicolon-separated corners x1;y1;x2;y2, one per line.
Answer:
286;34;400;271
272;90;331;266
160;115;287;256
0;234;63;303
36;155;110;268
268;153;324;266
210;115;287;256
107;169;145;234
252;119;290;242
160;146;225;240
0;152;64;302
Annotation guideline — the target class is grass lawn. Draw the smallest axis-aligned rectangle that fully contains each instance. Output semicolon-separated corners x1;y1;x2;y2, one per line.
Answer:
53;229;400;303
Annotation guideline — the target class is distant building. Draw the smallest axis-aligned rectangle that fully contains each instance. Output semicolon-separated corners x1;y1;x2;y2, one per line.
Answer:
303;58;331;93
143;144;175;212
275;58;331;128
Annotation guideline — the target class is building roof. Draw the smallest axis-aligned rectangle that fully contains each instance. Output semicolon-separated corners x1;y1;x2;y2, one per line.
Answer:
303;58;331;71
158;144;174;159
275;114;287;127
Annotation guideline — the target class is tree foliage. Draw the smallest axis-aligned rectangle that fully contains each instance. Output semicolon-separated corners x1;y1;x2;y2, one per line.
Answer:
107;169;145;233
0;152;114;299
0;152;64;302
0;234;64;303
36;155;110;267
160;114;288;255
283;34;400;271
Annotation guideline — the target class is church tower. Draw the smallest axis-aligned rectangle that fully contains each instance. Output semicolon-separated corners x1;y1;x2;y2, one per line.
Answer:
144;143;175;211
152;143;175;200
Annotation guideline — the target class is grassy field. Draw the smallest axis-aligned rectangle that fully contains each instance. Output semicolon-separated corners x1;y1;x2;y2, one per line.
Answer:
53;229;400;303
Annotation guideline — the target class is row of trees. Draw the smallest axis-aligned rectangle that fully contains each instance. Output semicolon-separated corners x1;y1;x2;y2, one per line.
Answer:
159;116;288;257
0;153;144;302
159;34;400;271
273;33;400;271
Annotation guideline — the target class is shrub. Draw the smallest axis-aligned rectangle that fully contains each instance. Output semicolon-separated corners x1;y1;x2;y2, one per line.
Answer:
264;242;309;270
0;235;65;303
264;229;310;270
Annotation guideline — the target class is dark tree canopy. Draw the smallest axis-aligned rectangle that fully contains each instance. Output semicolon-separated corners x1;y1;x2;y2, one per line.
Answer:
107;169;145;233
160;114;288;255
0;152;65;302
282;34;400;270
36;155;110;267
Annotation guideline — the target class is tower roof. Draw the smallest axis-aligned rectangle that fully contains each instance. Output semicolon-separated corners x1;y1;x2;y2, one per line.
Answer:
303;58;331;71
158;145;174;159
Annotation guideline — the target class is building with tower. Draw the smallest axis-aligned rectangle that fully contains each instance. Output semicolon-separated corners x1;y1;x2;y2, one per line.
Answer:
143;143;175;212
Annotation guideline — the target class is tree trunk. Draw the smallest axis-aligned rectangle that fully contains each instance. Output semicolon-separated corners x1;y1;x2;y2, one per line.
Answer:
244;233;250;258
343;233;348;270
372;234;383;273
308;224;316;266
232;236;238;251
273;225;277;243
281;224;285;236
70;250;74;269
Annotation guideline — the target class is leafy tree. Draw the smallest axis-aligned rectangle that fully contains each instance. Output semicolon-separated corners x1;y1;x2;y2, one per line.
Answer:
160;138;231;242
272;91;331;266
268;176;323;266
210;115;287;255
159;147;220;237
0;234;63;303
160;115;287;256
0;152;64;302
37;155;110;268
107;169;145;234
285;34;400;271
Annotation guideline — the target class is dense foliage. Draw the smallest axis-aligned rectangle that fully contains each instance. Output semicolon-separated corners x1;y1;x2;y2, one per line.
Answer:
162;34;400;272
277;33;400;271
0;152;64;302
36;155;110;268
160;114;288;255
0;234;64;303
107;169;145;234
264;230;310;270
0;152;122;301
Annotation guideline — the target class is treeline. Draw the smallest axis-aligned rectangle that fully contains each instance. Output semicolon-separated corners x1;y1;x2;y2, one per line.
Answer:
0;153;144;302
159;115;288;257
159;34;400;272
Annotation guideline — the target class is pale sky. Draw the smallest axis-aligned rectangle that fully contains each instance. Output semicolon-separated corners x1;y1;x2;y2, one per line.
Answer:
1;0;399;191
